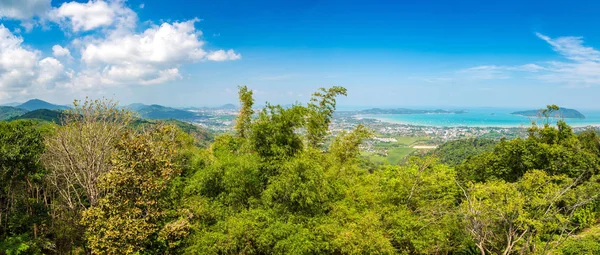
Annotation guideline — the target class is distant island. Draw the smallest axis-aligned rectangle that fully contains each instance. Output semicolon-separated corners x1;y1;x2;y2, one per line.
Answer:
511;108;585;119
360;108;467;115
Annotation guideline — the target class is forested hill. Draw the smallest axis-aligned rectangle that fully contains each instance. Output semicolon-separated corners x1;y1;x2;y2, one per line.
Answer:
7;99;211;122
9;109;65;123
430;138;498;166
361;108;466;114
511;107;585;119
17;99;69;111
4;108;214;148
0;106;27;120
127;103;202;120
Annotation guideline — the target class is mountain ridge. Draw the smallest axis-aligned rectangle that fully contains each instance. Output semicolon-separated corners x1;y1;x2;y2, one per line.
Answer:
17;99;70;111
126;103;199;120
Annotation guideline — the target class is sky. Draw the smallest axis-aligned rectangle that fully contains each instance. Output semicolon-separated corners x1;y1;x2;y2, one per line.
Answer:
1;0;600;108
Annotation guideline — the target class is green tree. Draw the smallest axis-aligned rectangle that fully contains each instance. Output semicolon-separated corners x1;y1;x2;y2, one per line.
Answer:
379;158;467;254
306;86;347;148
431;138;498;166
44;98;133;210
81;125;188;254
249;103;308;159
0;121;49;254
235;85;254;139
460;170;600;255
329;124;373;164
457;120;600;182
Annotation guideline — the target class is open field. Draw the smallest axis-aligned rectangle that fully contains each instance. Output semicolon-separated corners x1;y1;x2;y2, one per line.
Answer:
363;136;436;164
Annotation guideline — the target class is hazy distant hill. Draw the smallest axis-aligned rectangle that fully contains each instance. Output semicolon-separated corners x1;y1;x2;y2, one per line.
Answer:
17;99;69;111
182;104;238;111
0;102;22;107
218;103;238;110
361;108;467;114
511;108;585;119
0;106;28;120
128;104;198;120
9;109;64;123
127;103;148;111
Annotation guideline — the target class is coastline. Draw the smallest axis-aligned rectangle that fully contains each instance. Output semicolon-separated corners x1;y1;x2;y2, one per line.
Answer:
357;115;600;129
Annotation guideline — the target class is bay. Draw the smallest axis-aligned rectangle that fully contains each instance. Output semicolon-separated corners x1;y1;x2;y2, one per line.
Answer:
359;108;600;128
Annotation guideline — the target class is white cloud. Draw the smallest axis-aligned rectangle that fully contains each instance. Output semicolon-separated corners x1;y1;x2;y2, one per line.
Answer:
0;0;50;19
535;33;600;62
141;68;181;85
458;65;510;80
517;63;545;72
206;49;241;61
0;25;69;100
49;0;137;32
531;33;600;86
0;0;242;100
455;33;600;87
0;0;51;29
75;19;240;86
37;57;67;85
52;44;71;58
82;19;206;66
457;64;546;80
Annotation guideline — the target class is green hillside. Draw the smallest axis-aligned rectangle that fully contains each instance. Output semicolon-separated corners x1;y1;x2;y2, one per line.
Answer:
128;104;199;120
0;106;27;120
9;109;64;123
430;138;498;166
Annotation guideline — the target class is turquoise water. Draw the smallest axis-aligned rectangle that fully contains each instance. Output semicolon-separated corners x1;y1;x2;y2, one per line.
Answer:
360;108;600;128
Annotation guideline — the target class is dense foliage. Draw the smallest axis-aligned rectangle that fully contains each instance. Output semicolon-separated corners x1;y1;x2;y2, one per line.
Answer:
0;107;27;121
1;93;599;255
431;138;498;166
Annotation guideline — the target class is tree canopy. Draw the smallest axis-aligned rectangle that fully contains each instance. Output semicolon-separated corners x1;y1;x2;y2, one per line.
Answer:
1;91;600;254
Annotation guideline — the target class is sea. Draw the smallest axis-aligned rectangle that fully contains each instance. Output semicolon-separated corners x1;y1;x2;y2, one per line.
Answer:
356;108;600;128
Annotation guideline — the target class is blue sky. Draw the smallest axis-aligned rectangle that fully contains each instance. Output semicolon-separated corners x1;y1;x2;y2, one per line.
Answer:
1;0;600;108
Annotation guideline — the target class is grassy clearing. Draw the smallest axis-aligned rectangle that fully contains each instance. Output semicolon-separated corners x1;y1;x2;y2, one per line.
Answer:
363;136;432;165
392;136;430;146
386;147;416;164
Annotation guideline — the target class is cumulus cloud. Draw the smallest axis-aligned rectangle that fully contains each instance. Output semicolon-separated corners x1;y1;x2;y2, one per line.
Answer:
37;57;68;85
0;0;50;19
206;49;242;61
49;0;136;32
0;0;51;29
75;19;240;86
52;44;71;58
82;19;206;66
0;0;242;100
0;25;69;99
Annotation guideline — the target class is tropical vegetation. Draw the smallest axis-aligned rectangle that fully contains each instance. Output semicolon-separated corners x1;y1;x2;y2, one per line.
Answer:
1;88;599;255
